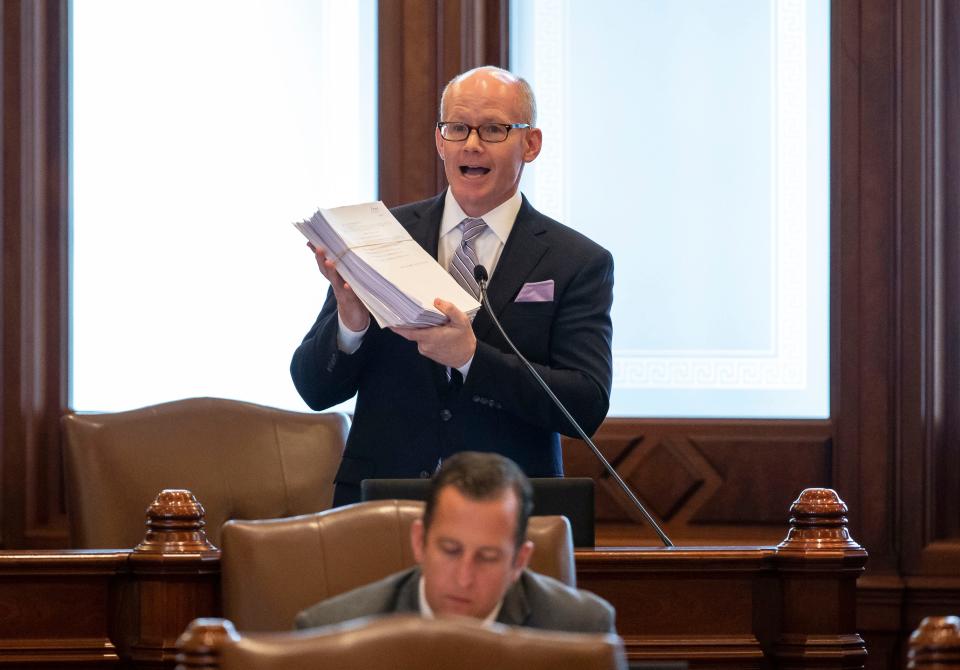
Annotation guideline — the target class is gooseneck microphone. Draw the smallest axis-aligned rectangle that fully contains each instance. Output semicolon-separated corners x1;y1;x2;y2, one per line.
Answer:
473;265;674;547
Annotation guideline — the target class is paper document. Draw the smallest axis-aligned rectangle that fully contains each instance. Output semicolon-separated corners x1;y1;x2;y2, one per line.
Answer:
294;202;481;328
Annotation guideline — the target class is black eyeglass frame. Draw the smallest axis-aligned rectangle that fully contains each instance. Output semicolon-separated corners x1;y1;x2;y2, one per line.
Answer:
436;121;532;143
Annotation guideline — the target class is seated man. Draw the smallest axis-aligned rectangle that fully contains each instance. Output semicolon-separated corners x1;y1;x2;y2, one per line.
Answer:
295;452;616;634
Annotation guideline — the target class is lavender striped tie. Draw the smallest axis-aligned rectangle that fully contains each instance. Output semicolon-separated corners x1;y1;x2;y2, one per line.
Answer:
449;217;487;299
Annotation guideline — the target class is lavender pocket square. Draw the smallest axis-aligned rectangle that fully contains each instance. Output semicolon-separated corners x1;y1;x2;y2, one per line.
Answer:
515;280;554;302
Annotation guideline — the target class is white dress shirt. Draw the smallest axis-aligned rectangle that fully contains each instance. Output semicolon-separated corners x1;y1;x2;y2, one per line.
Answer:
437;189;521;281
418;575;503;625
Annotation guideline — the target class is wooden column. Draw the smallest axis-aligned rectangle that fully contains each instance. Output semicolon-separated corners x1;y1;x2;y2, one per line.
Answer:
774;489;868;669
121;491;221;670
907;617;960;668
174;620;235;670
0;0;69;549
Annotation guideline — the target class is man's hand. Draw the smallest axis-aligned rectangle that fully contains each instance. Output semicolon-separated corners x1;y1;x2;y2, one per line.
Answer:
391;299;477;368
308;242;370;332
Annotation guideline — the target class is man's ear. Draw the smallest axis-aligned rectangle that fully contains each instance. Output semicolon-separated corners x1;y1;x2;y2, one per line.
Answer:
522;128;543;163
435;126;446;159
511;539;534;580
411;518;425;564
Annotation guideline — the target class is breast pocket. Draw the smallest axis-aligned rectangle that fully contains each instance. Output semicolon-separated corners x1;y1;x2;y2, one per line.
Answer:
506;300;556;320
498;302;555;362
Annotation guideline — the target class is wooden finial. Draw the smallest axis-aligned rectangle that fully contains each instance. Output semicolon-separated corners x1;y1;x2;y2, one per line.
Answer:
908;616;960;668
134;489;219;554
776;488;866;555
175;618;237;670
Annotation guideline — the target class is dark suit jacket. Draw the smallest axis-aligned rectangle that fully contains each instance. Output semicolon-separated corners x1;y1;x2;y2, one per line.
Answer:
294;566;617;635
291;192;614;503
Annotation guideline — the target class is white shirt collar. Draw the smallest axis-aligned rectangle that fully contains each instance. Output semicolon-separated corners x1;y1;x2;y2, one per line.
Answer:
440;189;522;246
417;575;504;625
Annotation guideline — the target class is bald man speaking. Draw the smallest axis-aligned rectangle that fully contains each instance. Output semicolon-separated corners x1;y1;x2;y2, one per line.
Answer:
291;67;614;506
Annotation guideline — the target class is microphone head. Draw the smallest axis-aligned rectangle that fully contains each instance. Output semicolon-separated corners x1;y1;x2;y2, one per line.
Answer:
474;264;489;283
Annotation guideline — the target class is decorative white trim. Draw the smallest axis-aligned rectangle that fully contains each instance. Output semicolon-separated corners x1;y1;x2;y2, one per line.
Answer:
530;0;570;221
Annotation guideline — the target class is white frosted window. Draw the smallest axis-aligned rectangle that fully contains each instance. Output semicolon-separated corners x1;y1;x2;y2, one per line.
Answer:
511;0;830;418
71;0;376;411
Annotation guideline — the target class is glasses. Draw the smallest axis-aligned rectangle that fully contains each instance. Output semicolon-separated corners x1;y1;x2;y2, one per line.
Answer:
437;121;531;143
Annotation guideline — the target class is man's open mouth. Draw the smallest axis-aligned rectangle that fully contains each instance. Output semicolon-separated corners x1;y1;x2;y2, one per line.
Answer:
460;166;491;176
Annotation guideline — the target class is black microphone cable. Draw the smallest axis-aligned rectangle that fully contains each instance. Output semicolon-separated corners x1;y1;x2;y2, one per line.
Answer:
473;265;673;547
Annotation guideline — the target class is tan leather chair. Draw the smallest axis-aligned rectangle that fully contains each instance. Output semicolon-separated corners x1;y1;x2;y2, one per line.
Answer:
176;615;627;670
62;397;350;549
220;499;576;631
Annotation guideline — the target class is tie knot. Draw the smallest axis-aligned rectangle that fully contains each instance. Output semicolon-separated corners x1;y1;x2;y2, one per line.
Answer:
450;218;486;300
459;217;487;244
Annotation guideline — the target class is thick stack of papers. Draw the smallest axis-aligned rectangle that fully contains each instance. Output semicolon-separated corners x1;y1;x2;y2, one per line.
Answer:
294;201;481;328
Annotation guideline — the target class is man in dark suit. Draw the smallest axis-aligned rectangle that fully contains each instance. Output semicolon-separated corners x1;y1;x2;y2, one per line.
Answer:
291;66;613;506
295;452;617;635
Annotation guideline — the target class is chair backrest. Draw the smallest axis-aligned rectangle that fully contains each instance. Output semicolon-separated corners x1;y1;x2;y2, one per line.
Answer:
62;397;350;549
176;616;627;670
220;499;576;631
361;476;596;546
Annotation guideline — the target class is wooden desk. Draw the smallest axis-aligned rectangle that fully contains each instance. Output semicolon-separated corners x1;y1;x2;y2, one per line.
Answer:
0;488;866;669
0;550;125;668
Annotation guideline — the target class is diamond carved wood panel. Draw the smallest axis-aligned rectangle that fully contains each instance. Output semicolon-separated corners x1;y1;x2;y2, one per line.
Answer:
563;434;722;525
626;439;704;521
602;436;724;525
562;424;833;535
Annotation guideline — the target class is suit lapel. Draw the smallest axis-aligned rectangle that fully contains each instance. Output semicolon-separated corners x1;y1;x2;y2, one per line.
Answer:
394;567;423;613
473;197;549;341
496;575;531;626
404;193;445;259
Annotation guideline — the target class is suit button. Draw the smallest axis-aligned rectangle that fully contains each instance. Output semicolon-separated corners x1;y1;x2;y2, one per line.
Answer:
419;470;431;478
439;409;452;422
472;395;481;402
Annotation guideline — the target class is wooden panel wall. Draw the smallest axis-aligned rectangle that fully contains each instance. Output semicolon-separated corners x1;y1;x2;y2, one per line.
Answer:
0;0;69;549
0;1;957;668
941;0;960;556
378;0;508;207
898;0;960;578
562;420;833;545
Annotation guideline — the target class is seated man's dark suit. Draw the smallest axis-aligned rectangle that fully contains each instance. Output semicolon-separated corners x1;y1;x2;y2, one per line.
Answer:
291;191;614;505
294;566;616;635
